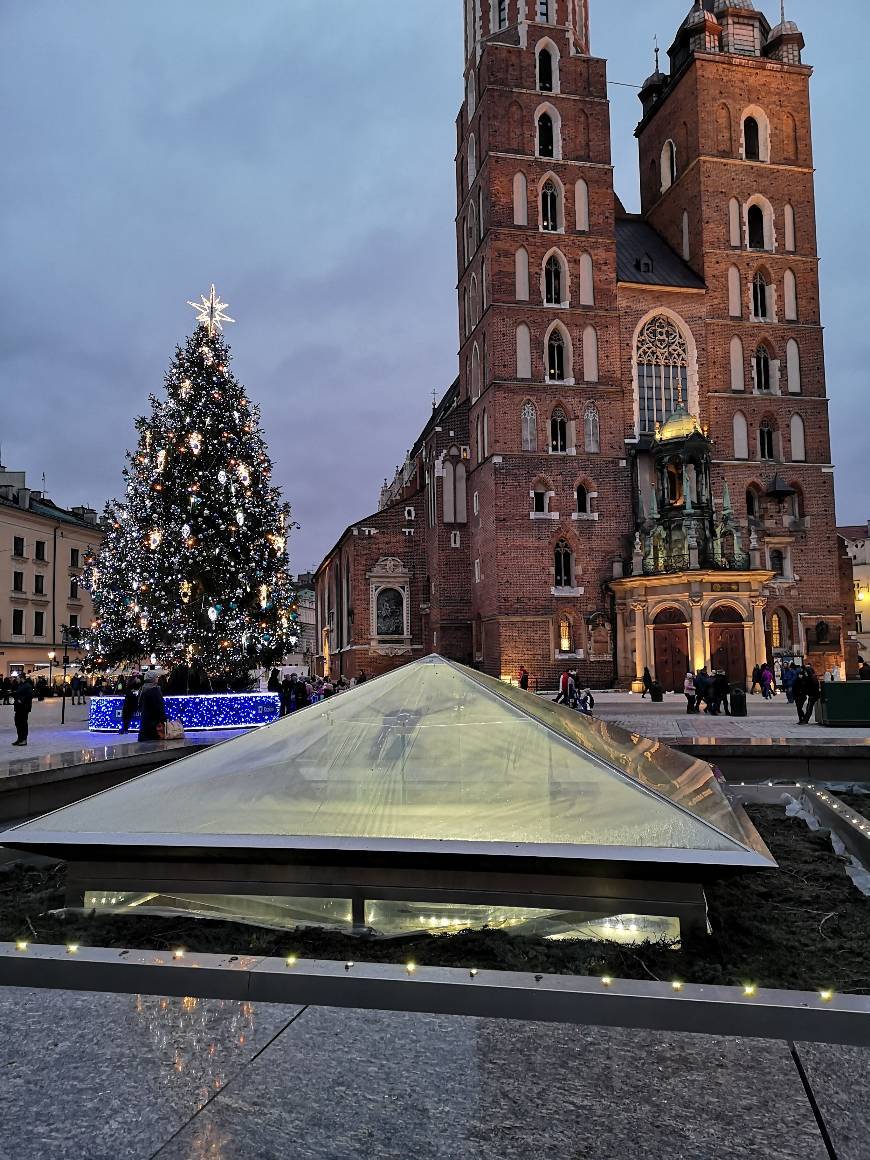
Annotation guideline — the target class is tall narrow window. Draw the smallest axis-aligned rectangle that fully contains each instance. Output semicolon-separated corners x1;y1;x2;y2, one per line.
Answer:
559;615;572;653
521;401;537;451
497;0;507;29
547;330;565;381
729;198;741;247
550;407;567;453
746;487;760;520
787;339;801;394
544;255;562;304
730;335;745;392
784;269;798;321
770;549;785;577
635;315;690;433
576;485;589;514
554;540;573;588
584;405;600;454
733;411;749;460
748;205;765;250
728;266;742;317
790;413;806;462
661;140;677;191
541;180;558;231
538;47;553;92
516;323;532;378
467;135;477;188
513;173;528;226
575;178;589;232
752;272;769;320
515;247;530;300
771;612;783;649
582;325;598;383
578;253;594;305
754;346;771;392
538;0;551;20
744;116;760;160
538;113;554;159
784;203;796;252
760;420;775;461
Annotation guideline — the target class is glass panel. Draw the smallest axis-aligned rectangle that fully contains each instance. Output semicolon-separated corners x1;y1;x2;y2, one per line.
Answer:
13;657;753;854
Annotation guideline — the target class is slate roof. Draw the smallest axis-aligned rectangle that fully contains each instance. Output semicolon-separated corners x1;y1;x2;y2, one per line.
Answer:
616;216;706;290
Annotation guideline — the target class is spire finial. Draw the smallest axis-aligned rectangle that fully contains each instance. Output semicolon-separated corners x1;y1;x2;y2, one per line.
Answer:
654;34;660;71
781;0;786;24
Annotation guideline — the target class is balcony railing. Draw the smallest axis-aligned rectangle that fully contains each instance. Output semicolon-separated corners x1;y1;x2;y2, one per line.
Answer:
631;549;751;577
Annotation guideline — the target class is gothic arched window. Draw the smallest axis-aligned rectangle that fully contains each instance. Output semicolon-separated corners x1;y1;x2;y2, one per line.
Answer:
538;47;553;92
547;329;565;381
544;254;562;304
635;315;689;433
752;272;770;320
521;401;538;452
584;405;600;453
550;406;567;453
576;485;589;514
760;419;775;461
771;611;784;648
754;345;771;392
541;179;559;232
558;614;572;653
554;540;573;588
748;205;765;250
744;116;760;161
538;113;554;158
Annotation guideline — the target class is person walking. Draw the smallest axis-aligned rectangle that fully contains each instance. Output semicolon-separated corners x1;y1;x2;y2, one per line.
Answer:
554;669;571;705
750;664;762;695
641;666;653;699
120;676;140;734
11;676;34;746
782;662;798;704
801;666;821;724
518;666;529;691
137;671;167;742
280;674;296;716
760;664;774;700
683;670;697;714
713;670;731;716
1;677;11;706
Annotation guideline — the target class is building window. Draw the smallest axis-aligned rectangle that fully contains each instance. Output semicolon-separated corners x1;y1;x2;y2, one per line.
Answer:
746;487;761;520
754;346;771;392
533;487;548;514
583;405;600;453
538;0;551;20
474;558;481;583
559;615;572;653
769;549;785;578
538;47;553;91
70;548;80;568
69;578;79;600
69;614;79;633
747;205;765;250
635;315;689;433
771;611;783;649
547;330;565;381
744;117;760;161
760;420;775;461
13;536;24;558
497;0;507;28
34;574;45;595
661;140;677;192
538;113;554;158
12;609;24;636
752;273;769;320
541;180;559;231
576;485;589;514
376;588;405;638
34;540;46;561
13;571;24;593
34;610;45;638
554;540;573;588
544;254;562;304
521;401;538;451
550;407;567;453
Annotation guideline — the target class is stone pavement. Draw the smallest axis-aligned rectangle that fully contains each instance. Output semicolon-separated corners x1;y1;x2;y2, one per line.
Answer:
0;987;866;1159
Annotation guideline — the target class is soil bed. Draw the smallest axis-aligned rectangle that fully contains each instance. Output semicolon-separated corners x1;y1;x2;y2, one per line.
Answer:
2;806;869;994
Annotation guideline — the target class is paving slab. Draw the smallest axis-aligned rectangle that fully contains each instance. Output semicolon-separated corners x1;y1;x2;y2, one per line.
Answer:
156;1006;831;1160
795;1040;870;1160
0;986;301;1160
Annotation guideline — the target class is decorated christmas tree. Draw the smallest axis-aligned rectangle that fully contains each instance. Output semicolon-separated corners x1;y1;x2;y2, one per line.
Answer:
82;287;298;680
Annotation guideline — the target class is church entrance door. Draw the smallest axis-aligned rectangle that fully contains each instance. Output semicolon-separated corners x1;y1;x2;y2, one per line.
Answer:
709;607;747;689
652;608;689;693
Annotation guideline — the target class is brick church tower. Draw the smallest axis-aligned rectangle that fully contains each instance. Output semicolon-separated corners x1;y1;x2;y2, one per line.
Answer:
315;2;855;688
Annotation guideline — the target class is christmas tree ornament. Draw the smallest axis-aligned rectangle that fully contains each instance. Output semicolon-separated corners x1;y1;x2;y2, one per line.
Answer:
187;284;234;338
189;432;203;455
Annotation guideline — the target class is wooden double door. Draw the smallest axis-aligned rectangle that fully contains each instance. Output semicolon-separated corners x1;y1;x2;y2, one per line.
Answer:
710;625;747;688
653;617;690;694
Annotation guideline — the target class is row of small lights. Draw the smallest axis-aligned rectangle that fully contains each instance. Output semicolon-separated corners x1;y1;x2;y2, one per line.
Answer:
10;941;837;1003
738;781;870;838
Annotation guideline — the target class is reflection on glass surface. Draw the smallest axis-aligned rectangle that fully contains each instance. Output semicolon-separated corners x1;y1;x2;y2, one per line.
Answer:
88;890;679;945
10;656;759;855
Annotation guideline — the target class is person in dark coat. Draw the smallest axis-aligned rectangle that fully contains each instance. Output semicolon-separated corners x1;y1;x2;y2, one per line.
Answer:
294;676;310;710
859;660;870;681
137;671;167;741
641;666;653;699
518;666;529;691
796;666;821;725
120;676;141;734
267;668;281;693
280;674;296;716
11;677;34;746
712;671;731;716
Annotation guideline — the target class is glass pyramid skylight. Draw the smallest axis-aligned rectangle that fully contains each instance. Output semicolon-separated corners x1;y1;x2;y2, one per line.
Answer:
3;656;772;869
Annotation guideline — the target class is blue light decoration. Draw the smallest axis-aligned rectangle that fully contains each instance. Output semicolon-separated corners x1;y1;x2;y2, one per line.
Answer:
89;693;281;733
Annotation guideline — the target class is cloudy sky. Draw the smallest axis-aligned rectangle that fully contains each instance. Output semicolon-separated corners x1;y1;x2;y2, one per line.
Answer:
2;1;866;570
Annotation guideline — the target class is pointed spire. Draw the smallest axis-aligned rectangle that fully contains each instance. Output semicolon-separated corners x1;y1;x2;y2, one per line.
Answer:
654;34;660;72
781;0;786;25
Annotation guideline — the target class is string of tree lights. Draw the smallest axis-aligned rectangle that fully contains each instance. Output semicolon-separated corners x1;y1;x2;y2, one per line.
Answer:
80;287;299;679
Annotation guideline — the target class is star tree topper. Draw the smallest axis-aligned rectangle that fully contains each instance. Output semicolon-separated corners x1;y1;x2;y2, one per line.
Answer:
187;284;235;338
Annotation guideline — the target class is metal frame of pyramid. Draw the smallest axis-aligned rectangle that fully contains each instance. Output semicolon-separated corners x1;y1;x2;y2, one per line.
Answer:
1;656;775;935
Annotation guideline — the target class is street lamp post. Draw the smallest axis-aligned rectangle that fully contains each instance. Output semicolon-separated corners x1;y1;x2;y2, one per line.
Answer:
47;650;56;690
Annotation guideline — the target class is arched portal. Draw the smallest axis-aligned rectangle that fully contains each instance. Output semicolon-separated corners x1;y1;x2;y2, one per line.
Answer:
709;605;747;688
652;607;689;693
